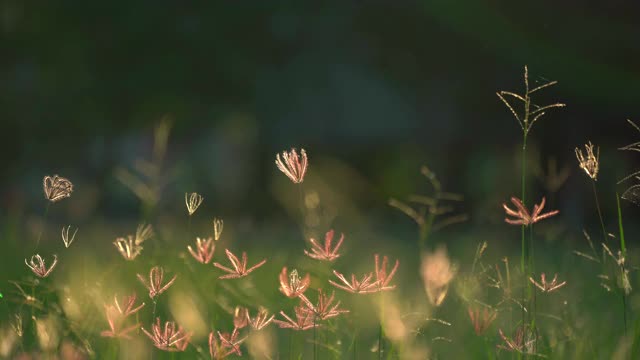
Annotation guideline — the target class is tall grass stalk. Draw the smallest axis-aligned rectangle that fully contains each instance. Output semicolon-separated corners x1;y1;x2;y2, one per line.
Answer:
616;193;627;335
34;202;51;251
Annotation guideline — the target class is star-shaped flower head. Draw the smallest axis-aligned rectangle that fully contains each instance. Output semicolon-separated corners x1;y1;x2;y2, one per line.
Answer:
503;196;559;226
279;267;311;298
142;318;191;352
304;230;344;262
137;266;177;299
213;249;266;279
275;148;308;183
25;254;58;278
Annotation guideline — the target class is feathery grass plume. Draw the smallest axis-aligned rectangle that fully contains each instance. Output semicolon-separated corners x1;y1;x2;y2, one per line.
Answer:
135;223;154;244
374;254;399;292
43;175;74;202
61;225;78;248
213;217;224;241
113;223;153;260
185;192;204;216
420;246;456;306
187;237;216;264
115;118;172;214
217;328;248;356
137;266;177;299
113;236;143;260
279;267;311;298
529;273;567;293
304;229;344;261
273;306;317;331
497;66;565;137
601;242;632;295
299;289;349;321
498;325;540;356
275;148;308;183
389;165;467;251
618;119;640;205
234;306;249;329
533;154;571;194
503;196;559;226
209;330;240;359
247;307;275;331
468;306;497;336
142;318;191;352
329;270;379;294
213;249;266;279
575;141;600;180
25;254;58;278
101;294;145;339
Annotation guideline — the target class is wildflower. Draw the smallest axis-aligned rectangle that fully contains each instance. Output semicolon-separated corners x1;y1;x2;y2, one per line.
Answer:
247;307;275;331
113;236;143;260
101;300;143;339
329;270;379;294
420;247;456;306
304;229;344;262
374;254;399;291
498;325;537;354
43;175;73;202
233;306;249;329
217;329;247;356
185;192;204;216
101;293;145;339
134;223;154;244
187;237;216;264
209;331;239;359
213;218;224;241
279;267;311;298
468;306;497;335
213;249;266;279
299;289;349;321
275;148;308;183
575;141;599;180
273;306;317;331
113;293;145;317
25;254;58;278
503;196;559;226
137;266;177;299
529;273;567;293
142;318;191;352
61;225;78;248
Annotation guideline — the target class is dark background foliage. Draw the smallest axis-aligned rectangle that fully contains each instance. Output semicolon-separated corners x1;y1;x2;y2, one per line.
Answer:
1;0;639;229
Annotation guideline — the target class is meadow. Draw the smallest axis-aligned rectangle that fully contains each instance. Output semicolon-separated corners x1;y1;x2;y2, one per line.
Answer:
1;67;639;360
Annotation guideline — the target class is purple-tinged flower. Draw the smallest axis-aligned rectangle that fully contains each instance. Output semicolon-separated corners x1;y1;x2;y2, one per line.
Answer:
213;249;266;279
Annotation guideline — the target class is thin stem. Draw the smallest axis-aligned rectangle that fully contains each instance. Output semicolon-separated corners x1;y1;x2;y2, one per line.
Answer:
615;193;628;335
520;135;527;337
35;202;51;251
591;181;607;243
378;293;384;360
313;315;317;360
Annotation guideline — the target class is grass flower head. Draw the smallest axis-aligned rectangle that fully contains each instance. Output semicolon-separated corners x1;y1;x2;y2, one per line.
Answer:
275;148;308;183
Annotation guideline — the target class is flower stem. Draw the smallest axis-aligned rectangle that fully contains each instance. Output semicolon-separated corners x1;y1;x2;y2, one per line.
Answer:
520;134;528;336
35;202;51;251
616;193;628;335
591;181;607;243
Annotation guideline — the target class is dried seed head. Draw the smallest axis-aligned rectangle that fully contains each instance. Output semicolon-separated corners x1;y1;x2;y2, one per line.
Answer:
187;237;216;264
113;236;143;261
25;254;58;278
275;148;308;183
420;247;456;306
575;141;599;180
185;192;204;216
213;218;224;241
137;266;177;299
135;223;154;245
61;225;78;248
233;307;249;329
43;175;73;202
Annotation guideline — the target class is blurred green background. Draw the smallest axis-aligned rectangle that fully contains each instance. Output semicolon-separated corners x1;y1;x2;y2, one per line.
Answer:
1;1;640;358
